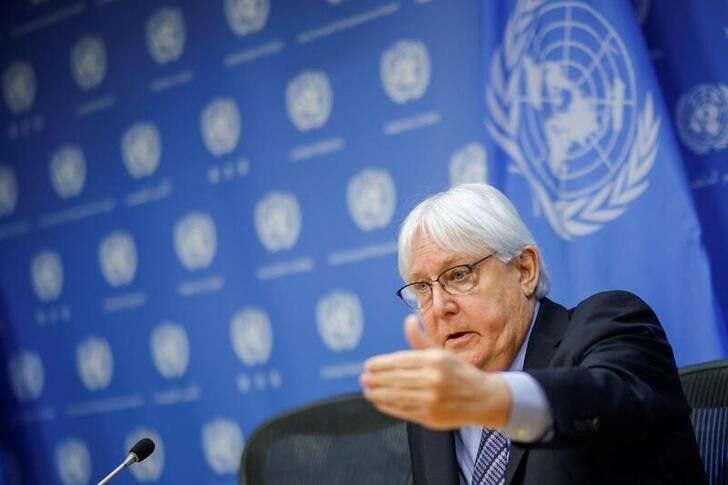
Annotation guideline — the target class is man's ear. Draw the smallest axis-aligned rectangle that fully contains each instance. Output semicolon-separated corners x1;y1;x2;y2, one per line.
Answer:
517;245;540;298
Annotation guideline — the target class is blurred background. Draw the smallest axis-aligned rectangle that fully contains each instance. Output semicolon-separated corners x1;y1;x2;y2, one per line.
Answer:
0;0;726;483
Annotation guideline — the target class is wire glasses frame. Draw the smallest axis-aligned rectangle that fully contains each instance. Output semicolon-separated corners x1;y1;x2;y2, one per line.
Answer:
396;254;494;312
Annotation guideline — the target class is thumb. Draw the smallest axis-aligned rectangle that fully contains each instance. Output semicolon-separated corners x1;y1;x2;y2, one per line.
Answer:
404;314;432;350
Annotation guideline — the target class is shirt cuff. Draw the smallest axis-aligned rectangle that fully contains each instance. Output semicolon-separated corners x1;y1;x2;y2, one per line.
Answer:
499;371;554;443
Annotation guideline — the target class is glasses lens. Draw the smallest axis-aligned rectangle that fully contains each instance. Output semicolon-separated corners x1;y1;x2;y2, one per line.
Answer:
400;284;430;310
441;266;476;294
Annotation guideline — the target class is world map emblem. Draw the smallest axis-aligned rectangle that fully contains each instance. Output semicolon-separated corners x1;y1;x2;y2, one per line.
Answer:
76;336;114;391
99;230;138;288
49;144;86;199
347;168;396;231
486;0;659;239
70;34;107;91
224;0;270;36
2;61;36;114
55;438;91;485
122;121;162;178
126;428;164;481
202;417;244;474
150;321;190;378
254;191;301;252
286;70;333;132
146;6;186;64
450;142;488;186
0;165;18;217
30;249;64;302
230;306;273;366
174;212;217;270
316;290;364;352
8;350;44;402
380;39;431;104
675;84;728;154
200;97;241;156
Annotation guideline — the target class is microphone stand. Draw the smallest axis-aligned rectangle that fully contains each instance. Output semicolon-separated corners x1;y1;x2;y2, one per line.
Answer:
97;453;137;485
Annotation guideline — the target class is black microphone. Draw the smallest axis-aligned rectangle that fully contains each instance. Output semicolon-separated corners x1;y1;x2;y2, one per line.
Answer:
97;438;156;484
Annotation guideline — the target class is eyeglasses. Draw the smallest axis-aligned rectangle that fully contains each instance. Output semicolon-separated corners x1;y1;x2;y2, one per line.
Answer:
396;254;494;312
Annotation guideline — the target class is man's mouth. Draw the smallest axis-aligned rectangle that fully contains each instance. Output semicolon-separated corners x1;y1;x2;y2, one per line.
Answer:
445;331;474;347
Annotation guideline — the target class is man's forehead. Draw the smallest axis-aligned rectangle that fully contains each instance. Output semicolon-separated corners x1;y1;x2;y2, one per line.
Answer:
407;236;470;278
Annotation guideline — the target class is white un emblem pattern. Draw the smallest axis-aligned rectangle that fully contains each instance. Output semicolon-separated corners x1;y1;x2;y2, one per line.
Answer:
0;165;18;217
254;191;302;252
8;350;44;402
347;168;396;231
200;97;242;156
174;212;218;270
70;34;107;91
224;0;270;36
486;0;659;239
49;144;86;199
675;84;728;154
98;230;138;288
55;438;91;485
76;336;114;391
316;290;364;352
202;418;244;474
121;121;162;178
230;306;273;365
150;321;190;378
450;142;489;187
2;61;36;114
146;6;186;64
30;249;64;302
286;69;333;132
380;40;431;104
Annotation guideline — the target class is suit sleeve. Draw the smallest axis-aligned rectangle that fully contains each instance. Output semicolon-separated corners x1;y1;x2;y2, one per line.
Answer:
526;291;689;448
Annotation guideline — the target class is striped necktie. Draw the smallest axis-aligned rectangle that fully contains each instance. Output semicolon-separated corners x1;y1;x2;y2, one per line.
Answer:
471;428;510;485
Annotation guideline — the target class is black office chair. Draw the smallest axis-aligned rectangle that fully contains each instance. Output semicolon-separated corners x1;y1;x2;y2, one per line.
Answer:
239;392;411;485
679;359;728;484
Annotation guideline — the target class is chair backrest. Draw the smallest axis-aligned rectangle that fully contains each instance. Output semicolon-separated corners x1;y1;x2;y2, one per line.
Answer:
239;392;411;485
679;359;728;484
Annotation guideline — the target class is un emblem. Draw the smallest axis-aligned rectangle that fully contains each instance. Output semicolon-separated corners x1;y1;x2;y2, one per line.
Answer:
230;306;273;366
150;321;190;378
486;0;659;239
173;212;217;270
316;290;364;352
55;438;91;485
347;168;396;231
202;417;244;474
49;144;86;199
380;40;431;104
254;191;301;252
200;97;241;156
30;250;64;302
8;350;44;402
146;6;186;64
121;122;162;178
676;84;728;154
224;0;270;36
126;428;164;481
98;231;137;288
285;70;333;132
2;61;36;114
76;336;113;391
70;35;107;91
450;142;488;186
0;165;18;217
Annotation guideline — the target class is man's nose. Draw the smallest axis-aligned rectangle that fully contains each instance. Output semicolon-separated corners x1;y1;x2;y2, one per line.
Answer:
430;282;456;314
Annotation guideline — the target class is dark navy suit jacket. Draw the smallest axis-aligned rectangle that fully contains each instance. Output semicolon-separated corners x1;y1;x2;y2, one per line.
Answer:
407;291;707;484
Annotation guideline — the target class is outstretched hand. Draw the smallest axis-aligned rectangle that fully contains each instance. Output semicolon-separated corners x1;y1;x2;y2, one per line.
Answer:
360;315;511;430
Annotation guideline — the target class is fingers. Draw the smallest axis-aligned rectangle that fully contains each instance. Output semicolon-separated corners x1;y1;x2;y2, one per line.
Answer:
364;348;436;371
404;314;432;350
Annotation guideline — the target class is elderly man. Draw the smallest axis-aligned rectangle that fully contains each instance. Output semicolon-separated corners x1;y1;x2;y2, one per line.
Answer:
360;184;706;484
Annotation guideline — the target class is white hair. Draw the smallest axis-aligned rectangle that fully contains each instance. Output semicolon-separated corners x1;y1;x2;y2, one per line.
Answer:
397;183;550;299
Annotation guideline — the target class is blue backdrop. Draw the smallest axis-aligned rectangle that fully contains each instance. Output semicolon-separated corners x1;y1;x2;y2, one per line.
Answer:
0;0;726;483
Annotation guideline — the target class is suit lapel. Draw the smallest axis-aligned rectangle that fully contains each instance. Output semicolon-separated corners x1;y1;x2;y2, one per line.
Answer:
505;298;569;484
415;427;459;484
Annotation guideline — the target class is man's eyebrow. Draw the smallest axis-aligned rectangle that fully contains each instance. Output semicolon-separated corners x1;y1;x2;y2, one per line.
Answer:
408;256;464;281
